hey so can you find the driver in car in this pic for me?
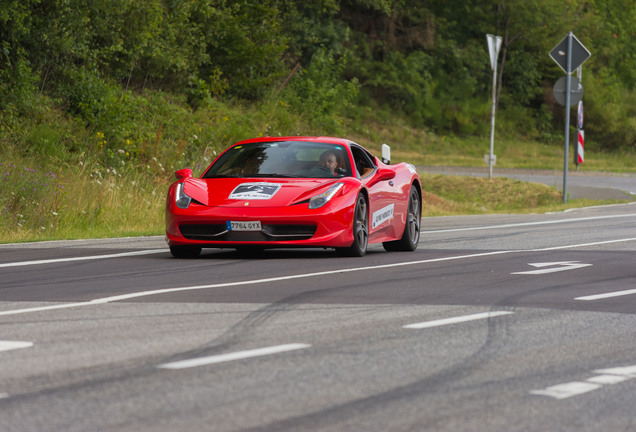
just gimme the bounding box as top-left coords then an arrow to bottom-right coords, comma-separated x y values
307,150 -> 338,177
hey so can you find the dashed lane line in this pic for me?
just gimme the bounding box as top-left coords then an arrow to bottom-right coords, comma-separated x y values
403,311 -> 513,329
157,343 -> 311,370
0,341 -> 34,352
530,364 -> 636,399
575,288 -> 636,301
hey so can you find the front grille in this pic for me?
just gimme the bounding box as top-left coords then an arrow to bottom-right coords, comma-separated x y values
179,224 -> 316,241
179,224 -> 227,240
262,224 -> 317,238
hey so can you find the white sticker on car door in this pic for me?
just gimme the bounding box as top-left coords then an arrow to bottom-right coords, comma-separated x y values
372,204 -> 394,228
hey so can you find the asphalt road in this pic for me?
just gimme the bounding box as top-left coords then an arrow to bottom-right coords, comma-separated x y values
1,202 -> 636,431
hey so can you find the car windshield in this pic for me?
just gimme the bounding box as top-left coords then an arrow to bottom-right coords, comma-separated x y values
202,141 -> 353,179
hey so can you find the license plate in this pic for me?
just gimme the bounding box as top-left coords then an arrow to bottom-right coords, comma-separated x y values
226,221 -> 262,231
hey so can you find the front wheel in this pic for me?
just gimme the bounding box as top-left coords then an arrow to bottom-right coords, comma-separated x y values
383,185 -> 420,252
336,194 -> 369,257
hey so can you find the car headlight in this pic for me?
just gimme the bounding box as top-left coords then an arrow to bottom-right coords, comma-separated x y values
175,183 -> 192,209
308,182 -> 344,209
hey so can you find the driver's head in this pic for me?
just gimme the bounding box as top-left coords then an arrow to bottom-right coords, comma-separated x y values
319,150 -> 337,174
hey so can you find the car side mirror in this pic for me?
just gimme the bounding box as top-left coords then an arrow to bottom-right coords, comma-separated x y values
175,168 -> 193,180
367,167 -> 395,187
376,168 -> 395,182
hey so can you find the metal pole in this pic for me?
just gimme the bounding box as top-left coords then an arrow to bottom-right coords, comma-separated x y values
576,66 -> 582,171
486,34 -> 501,180
489,65 -> 497,179
563,32 -> 573,204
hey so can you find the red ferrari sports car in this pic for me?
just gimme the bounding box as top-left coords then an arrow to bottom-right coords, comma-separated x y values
165,136 -> 421,257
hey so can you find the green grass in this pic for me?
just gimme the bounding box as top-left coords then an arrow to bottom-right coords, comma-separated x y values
418,174 -> 621,217
0,154 -> 165,243
1,93 -> 633,244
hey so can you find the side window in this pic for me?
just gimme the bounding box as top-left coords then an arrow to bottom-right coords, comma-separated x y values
350,146 -> 376,178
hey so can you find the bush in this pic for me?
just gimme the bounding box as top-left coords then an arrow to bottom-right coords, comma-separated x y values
0,59 -> 39,122
583,73 -> 636,151
282,49 -> 359,132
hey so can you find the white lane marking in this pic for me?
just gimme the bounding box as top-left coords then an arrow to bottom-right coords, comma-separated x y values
1,236 -> 635,317
0,235 -> 164,247
530,382 -> 600,399
511,261 -> 592,275
0,302 -> 95,317
421,213 -> 636,234
531,364 -> 636,399
2,210 -> 633,268
0,250 -> 512,318
0,340 -> 34,352
403,311 -> 513,329
0,393 -> 8,399
157,343 -> 311,370
528,237 -> 636,251
0,249 -> 166,268
586,375 -> 631,385
575,288 -> 636,301
594,365 -> 636,377
3,213 -> 633,268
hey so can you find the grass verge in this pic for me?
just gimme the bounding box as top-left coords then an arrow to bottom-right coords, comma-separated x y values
1,94 -> 633,244
1,158 -> 622,244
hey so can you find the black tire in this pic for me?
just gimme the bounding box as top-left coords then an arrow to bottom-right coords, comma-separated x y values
383,185 -> 421,252
169,245 -> 202,258
336,194 -> 369,257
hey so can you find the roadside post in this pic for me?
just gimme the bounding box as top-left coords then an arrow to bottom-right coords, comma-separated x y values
486,34 -> 502,180
549,32 -> 591,203
575,99 -> 584,169
575,65 -> 584,170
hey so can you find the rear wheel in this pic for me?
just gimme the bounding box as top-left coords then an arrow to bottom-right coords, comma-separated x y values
383,185 -> 420,252
169,245 -> 202,258
336,194 -> 369,257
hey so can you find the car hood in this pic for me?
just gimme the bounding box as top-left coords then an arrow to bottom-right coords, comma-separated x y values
182,177 -> 340,207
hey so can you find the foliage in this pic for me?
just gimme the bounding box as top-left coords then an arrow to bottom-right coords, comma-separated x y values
583,72 -> 636,151
281,48 -> 359,132
2,0 -> 635,150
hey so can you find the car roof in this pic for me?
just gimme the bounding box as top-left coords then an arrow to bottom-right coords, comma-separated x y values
233,136 -> 355,147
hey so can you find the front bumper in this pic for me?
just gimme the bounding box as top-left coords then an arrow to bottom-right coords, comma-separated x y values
166,202 -> 355,248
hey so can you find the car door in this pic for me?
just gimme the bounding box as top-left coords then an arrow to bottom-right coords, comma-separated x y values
349,145 -> 401,240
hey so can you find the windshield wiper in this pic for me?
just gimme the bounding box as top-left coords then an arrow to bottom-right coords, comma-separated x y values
202,174 -> 238,178
250,173 -> 304,178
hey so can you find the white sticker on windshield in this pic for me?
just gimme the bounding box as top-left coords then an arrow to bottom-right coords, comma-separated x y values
372,204 -> 394,228
229,183 -> 282,200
